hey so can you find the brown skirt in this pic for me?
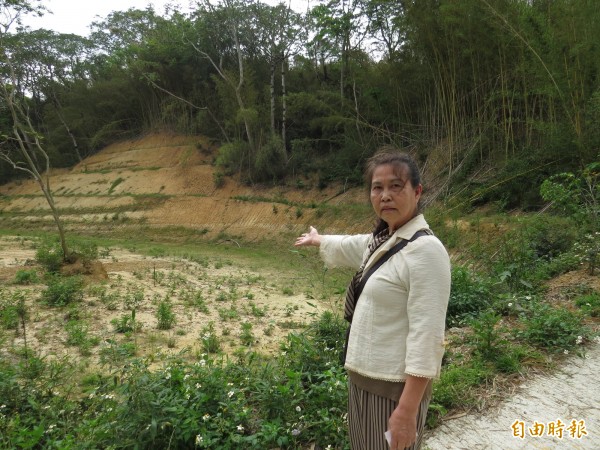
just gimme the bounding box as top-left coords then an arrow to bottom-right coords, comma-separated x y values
347,378 -> 432,450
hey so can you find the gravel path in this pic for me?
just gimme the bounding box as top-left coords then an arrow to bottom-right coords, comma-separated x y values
423,343 -> 600,449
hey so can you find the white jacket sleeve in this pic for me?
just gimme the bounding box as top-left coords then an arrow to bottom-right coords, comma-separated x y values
403,238 -> 451,378
319,234 -> 371,270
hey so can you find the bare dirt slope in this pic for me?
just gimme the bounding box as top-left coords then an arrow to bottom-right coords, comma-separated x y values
0,133 -> 371,239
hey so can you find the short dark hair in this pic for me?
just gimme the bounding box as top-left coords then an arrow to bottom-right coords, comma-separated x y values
364,148 -> 421,190
364,148 -> 423,235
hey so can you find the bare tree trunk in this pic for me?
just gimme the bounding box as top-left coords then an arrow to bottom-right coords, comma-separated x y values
270,61 -> 276,134
8,126 -> 70,260
281,56 -> 287,156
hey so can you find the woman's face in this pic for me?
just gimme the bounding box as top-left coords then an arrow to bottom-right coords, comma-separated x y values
370,164 -> 422,232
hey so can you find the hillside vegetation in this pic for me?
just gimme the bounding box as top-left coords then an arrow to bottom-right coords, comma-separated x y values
1,0 -> 599,212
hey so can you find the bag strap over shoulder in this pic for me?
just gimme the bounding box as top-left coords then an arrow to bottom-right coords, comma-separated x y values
354,229 -> 432,304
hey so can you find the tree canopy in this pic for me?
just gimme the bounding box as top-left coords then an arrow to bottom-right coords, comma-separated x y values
1,0 -> 598,209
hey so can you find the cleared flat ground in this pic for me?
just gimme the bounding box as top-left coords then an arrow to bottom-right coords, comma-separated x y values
423,343 -> 600,449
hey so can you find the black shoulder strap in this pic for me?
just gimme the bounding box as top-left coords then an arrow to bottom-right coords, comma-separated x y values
354,229 -> 431,301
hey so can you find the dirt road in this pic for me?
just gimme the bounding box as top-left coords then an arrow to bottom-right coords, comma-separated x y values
423,343 -> 600,449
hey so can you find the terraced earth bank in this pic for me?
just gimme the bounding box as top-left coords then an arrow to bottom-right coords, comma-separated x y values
0,133 -> 372,241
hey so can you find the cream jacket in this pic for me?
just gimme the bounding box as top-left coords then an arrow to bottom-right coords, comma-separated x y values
319,214 -> 450,381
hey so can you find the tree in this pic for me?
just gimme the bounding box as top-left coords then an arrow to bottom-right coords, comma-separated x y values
359,0 -> 406,61
188,0 -> 256,149
308,0 -> 364,99
3,29 -> 94,162
1,0 -> 70,260
250,1 -> 306,151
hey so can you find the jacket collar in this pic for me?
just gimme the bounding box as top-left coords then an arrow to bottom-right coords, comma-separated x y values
364,214 -> 429,270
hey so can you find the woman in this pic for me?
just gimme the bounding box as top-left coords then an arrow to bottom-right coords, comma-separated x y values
295,151 -> 450,450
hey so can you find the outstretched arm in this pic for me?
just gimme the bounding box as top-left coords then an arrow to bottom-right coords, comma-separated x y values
294,226 -> 322,247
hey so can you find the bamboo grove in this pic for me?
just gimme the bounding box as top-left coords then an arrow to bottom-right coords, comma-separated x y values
1,0 -> 599,209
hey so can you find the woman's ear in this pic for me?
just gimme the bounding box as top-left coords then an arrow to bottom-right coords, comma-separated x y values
415,183 -> 423,200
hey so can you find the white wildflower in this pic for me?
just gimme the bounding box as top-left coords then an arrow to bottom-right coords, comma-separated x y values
576,336 -> 583,345
292,429 -> 301,436
508,302 -> 513,307
195,383 -> 202,389
296,406 -> 301,412
237,424 -> 244,432
227,390 -> 235,398
195,434 -> 203,446
564,350 -> 569,355
202,413 -> 210,422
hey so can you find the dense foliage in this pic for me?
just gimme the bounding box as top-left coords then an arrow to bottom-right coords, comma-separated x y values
1,0 -> 598,209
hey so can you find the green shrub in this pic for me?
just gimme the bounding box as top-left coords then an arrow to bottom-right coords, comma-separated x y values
42,276 -> 84,306
156,300 -> 175,330
99,340 -> 137,365
573,232 -> 600,275
524,216 -> 577,260
111,312 -> 141,333
216,140 -> 250,175
534,251 -> 580,279
431,361 -> 492,413
35,240 -> 63,273
540,162 -> 600,230
254,134 -> 286,182
468,310 -> 504,361
65,320 -> 99,355
307,310 -> 346,351
13,269 -> 39,285
517,304 -> 588,352
240,322 -> 254,346
575,292 -> 600,317
213,172 -> 225,188
491,228 -> 539,291
447,267 -> 492,326
71,240 -> 99,263
200,322 -> 221,353
0,290 -> 24,330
